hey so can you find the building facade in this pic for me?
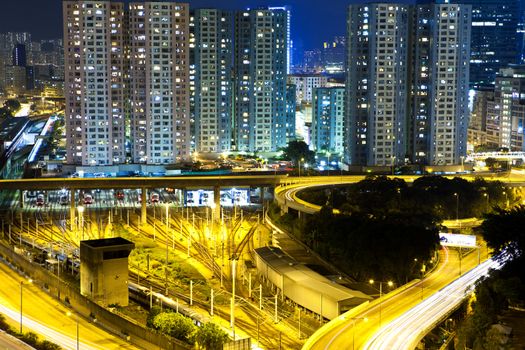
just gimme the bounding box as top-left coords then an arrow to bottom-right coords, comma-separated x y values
486,66 -> 525,151
234,8 -> 288,153
285,83 -> 297,143
450,0 -> 521,87
64,1 -> 191,166
312,87 -> 345,154
410,1 -> 472,165
128,2 -> 191,165
63,1 -> 127,166
345,1 -> 471,166
346,3 -> 409,166
190,9 -> 233,155
287,74 -> 328,104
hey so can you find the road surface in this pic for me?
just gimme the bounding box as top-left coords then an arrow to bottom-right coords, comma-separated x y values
304,244 -> 487,350
0,263 -> 138,350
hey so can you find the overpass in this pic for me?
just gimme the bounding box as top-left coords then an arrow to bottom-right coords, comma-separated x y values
0,174 -> 285,227
275,173 -> 525,215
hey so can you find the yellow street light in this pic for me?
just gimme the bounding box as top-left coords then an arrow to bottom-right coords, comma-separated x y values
369,279 -> 394,327
66,311 -> 79,350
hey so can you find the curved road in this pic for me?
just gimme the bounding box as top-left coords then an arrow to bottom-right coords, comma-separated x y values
0,263 -> 138,350
273,177 -> 498,350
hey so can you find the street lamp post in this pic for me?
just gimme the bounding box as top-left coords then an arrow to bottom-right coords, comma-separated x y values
453,193 -> 459,222
66,311 -> 79,350
369,279 -> 393,327
77,206 -> 84,241
298,157 -> 304,177
503,191 -> 509,208
326,152 -> 331,176
20,279 -> 32,333
351,317 -> 368,350
483,193 -> 490,212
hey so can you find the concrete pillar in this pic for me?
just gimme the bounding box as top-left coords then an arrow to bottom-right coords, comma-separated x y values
259,187 -> 265,204
141,188 -> 147,225
70,190 -> 76,226
213,186 -> 221,221
18,190 -> 24,209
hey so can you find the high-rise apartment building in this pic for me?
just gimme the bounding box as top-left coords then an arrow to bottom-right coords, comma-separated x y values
63,1 -> 127,166
190,9 -> 233,155
64,1 -> 190,166
234,8 -> 288,152
346,3 -> 409,166
128,2 -> 191,165
345,1 -> 471,166
410,1 -> 472,165
312,87 -> 345,154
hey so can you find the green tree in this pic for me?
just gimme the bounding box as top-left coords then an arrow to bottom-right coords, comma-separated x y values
195,322 -> 229,350
153,312 -> 196,343
281,140 -> 315,166
4,99 -> 21,114
40,340 -> 62,350
146,305 -> 162,328
481,205 -> 525,266
484,157 -> 499,171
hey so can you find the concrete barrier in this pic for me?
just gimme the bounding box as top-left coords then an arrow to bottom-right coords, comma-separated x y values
0,241 -> 189,350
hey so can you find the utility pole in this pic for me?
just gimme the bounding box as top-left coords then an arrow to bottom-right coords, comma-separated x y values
190,280 -> 193,306
210,289 -> 214,316
274,294 -> 278,323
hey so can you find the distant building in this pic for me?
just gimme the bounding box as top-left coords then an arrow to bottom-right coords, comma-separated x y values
4,65 -> 26,94
450,0 -> 521,87
12,44 -> 27,67
303,49 -> 322,72
287,75 -> 328,104
286,84 -> 297,143
486,66 -> 525,151
468,88 -> 494,149
322,36 -> 346,73
312,87 -> 345,155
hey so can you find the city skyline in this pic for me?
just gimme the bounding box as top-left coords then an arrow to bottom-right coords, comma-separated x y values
0,0 -> 373,52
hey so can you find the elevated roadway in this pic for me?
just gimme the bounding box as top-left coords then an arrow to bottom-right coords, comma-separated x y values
303,244 -> 489,350
276,172 -> 525,215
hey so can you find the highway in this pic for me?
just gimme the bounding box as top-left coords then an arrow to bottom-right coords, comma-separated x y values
0,263 -> 137,350
303,245 -> 488,350
363,254 -> 505,350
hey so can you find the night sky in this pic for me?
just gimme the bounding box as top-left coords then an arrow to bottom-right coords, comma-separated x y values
0,0 -> 356,51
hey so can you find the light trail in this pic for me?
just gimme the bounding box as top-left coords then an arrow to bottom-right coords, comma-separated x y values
0,301 -> 102,350
363,254 -> 506,350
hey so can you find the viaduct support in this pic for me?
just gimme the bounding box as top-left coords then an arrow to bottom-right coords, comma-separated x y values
141,187 -> 147,225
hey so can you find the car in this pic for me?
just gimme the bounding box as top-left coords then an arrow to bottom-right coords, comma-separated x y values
115,191 -> 125,200
59,195 -> 69,205
83,194 -> 94,205
150,193 -> 160,203
36,194 -> 45,206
